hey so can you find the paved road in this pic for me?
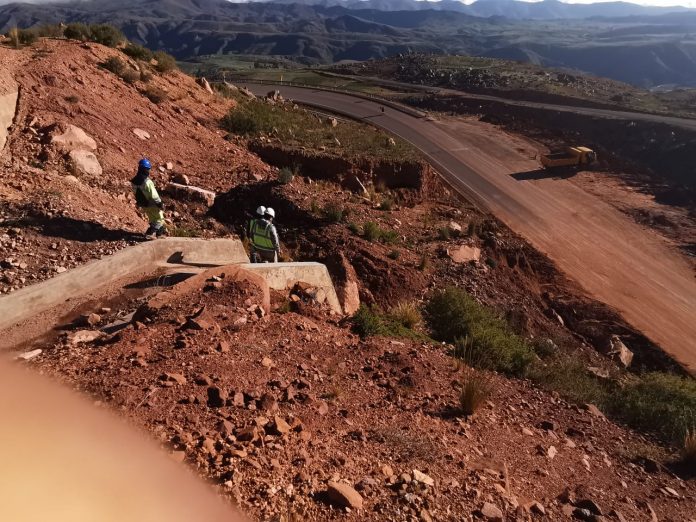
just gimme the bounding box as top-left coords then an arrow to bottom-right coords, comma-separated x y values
243,83 -> 696,373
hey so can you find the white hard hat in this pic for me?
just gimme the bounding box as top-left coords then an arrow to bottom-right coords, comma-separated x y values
256,206 -> 266,216
265,207 -> 276,218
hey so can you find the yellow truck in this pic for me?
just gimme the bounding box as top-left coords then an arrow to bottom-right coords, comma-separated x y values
541,146 -> 597,168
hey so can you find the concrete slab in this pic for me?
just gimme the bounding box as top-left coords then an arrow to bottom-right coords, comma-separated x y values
0,238 -> 249,332
242,262 -> 342,313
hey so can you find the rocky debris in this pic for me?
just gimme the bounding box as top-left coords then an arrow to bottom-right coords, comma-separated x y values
266,90 -> 284,103
79,313 -> 101,327
326,481 -> 363,509
67,330 -> 103,345
412,469 -> 434,487
15,349 -> 42,361
165,182 -> 216,207
132,128 -> 150,140
478,502 -> 504,521
69,149 -> 103,176
197,77 -> 214,94
161,372 -> 187,386
448,244 -> 481,263
240,87 -> 255,99
49,123 -> 97,152
607,334 -> 633,367
172,173 -> 190,185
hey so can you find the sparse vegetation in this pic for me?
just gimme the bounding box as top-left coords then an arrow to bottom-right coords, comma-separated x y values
459,368 -> 493,416
88,24 -> 125,47
144,86 -> 168,104
102,56 -> 126,74
153,51 -> 177,73
63,23 -> 92,42
278,167 -> 295,184
388,301 -> 422,329
347,222 -> 360,235
379,197 -> 394,211
426,287 -> 534,376
351,305 -> 423,340
437,227 -> 451,240
362,221 -> 398,244
322,203 -> 344,223
169,226 -> 200,238
64,95 -> 80,104
6,27 -> 38,47
418,254 -> 429,271
123,43 -> 154,62
387,249 -> 400,260
684,429 -> 696,465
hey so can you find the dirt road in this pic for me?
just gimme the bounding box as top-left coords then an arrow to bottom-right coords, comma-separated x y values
244,84 -> 696,373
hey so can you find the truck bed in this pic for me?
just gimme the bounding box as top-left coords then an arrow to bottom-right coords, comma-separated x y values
541,151 -> 578,167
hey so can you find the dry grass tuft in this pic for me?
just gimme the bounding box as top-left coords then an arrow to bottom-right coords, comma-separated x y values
459,368 -> 494,416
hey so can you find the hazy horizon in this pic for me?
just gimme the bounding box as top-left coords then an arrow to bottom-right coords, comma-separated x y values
0,0 -> 693,8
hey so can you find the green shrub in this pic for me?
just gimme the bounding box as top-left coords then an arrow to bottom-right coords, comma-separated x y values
278,167 -> 294,184
380,229 -> 399,245
34,24 -> 64,38
387,249 -> 401,260
425,287 -> 534,376
611,373 -> 696,444
122,43 -> 153,61
363,221 -> 380,242
351,305 -> 423,340
389,301 -> 422,329
438,227 -> 451,240
527,356 -> 610,406
531,338 -> 558,359
153,51 -> 177,73
16,28 -> 37,45
89,24 -> 124,47
348,222 -> 360,235
323,203 -> 344,223
144,86 -> 168,104
63,23 -> 91,42
379,197 -> 393,211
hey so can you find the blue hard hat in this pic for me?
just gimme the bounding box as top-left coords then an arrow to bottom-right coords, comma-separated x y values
139,158 -> 152,170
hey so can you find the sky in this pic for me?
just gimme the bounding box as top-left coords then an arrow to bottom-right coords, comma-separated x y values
0,0 -> 692,8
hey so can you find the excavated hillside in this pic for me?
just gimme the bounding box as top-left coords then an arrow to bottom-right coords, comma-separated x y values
1,38 -> 694,521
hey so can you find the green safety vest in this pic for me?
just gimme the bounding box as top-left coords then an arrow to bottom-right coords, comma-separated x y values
250,219 -> 275,251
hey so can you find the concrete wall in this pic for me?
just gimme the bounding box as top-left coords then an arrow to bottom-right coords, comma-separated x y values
0,238 -> 249,331
242,262 -> 342,313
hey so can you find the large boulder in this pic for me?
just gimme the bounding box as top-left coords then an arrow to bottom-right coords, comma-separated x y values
607,335 -> 633,367
165,182 -> 216,207
69,150 -> 102,176
197,77 -> 214,94
327,253 -> 360,315
50,124 -> 97,152
447,244 -> 481,264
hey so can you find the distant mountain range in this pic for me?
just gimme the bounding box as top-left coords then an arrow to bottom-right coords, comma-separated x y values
260,0 -> 693,20
2,0 -> 696,87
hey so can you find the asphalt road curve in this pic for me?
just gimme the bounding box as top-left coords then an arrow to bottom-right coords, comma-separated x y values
242,83 -> 696,373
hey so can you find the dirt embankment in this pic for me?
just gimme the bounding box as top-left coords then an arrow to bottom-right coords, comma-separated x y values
407,95 -> 696,209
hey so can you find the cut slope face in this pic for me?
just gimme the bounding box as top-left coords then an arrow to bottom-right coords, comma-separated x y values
0,69 -> 17,151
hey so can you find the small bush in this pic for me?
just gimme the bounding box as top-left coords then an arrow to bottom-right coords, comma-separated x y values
120,68 -> 140,85
144,86 -> 168,104
426,287 -> 534,376
380,229 -> 399,245
35,24 -> 64,38
611,373 -> 696,444
348,222 -> 360,235
389,301 -> 422,329
527,356 -> 610,406
437,227 -> 451,241
278,167 -> 294,184
323,203 -> 344,223
89,24 -> 124,47
222,108 -> 262,135
63,23 -> 91,42
64,95 -> 80,104
101,56 -> 125,75
153,51 -> 177,73
418,254 -> 429,271
170,226 -> 200,238
139,68 -> 153,83
16,28 -> 37,45
459,369 -> 493,416
531,338 -> 558,359
387,249 -> 400,260
684,429 -> 696,464
363,221 -> 380,242
122,43 -> 153,62
351,305 -> 422,340
379,197 -> 393,211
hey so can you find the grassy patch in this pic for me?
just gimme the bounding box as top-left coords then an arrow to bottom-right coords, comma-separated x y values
351,305 -> 423,340
222,98 -> 416,161
153,51 -> 177,73
122,43 -> 154,62
322,202 -> 345,223
459,368 -> 494,416
144,86 -> 168,104
169,226 -> 200,238
362,221 -> 399,244
425,287 -> 534,376
388,301 -> 422,329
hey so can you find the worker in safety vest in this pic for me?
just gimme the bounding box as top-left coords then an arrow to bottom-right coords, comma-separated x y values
250,207 -> 280,263
131,158 -> 165,239
248,205 -> 266,241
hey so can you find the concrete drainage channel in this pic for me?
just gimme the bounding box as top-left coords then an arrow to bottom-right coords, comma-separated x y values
0,238 -> 341,352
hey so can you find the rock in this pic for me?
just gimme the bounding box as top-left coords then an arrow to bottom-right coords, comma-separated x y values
607,335 -> 633,368
317,401 -> 329,415
55,266 -> 67,274
539,420 -> 556,431
50,124 -> 97,152
412,469 -> 434,487
162,372 -> 187,385
448,245 -> 481,264
261,356 -> 274,368
239,87 -> 255,99
197,76 -> 214,94
169,451 -> 186,463
133,128 -> 151,140
583,404 -> 606,419
80,313 -> 101,327
328,253 -> 360,315
386,137 -> 396,147
547,446 -> 558,459
448,221 -> 463,234
326,481 -> 363,509
165,183 -> 215,207
259,393 -> 278,412
380,464 -> 394,477
530,502 -> 546,515
328,117 -> 338,128
15,349 -> 42,361
69,150 -> 102,176
223,81 -> 239,92
67,330 -> 103,345
233,391 -> 245,407
207,386 -> 227,408
576,499 -> 603,516
194,374 -> 212,386
271,415 -> 291,435
172,173 -> 190,185
478,502 -> 504,521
